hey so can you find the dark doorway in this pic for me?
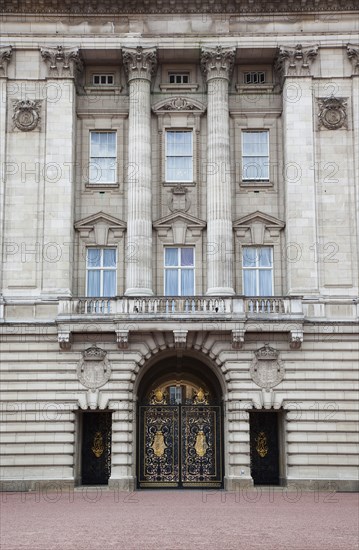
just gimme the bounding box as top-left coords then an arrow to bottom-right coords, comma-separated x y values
81,411 -> 112,485
250,411 -> 280,485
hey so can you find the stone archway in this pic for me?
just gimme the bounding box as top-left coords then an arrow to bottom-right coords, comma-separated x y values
136,353 -> 224,489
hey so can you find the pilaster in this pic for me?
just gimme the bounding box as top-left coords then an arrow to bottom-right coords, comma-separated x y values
122,46 -> 157,296
201,46 -> 235,296
276,44 -> 319,294
40,46 -> 82,296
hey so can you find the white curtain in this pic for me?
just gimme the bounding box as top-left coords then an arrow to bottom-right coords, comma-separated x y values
242,131 -> 269,180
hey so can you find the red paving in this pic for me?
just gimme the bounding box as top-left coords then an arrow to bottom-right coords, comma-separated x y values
1,488 -> 358,550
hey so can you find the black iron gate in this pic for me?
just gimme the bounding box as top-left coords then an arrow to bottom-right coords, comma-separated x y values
250,411 -> 280,485
81,412 -> 112,485
138,404 -> 222,488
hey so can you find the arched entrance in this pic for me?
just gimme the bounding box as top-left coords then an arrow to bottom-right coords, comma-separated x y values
137,355 -> 223,489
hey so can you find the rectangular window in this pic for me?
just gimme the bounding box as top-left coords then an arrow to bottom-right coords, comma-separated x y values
242,131 -> 269,181
169,386 -> 183,404
93,74 -> 114,85
86,248 -> 117,297
244,71 -> 266,84
242,247 -> 273,296
89,131 -> 117,184
164,247 -> 194,296
169,73 -> 189,84
165,131 -> 193,182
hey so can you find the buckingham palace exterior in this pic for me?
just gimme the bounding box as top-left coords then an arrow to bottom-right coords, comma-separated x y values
0,0 -> 358,492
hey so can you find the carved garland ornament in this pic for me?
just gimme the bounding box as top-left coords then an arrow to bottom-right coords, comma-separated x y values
317,96 -> 348,130
250,344 -> 284,390
12,99 -> 41,132
77,345 -> 111,390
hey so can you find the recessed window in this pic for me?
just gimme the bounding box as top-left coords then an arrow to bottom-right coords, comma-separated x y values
92,74 -> 114,85
168,72 -> 189,84
242,247 -> 273,296
242,131 -> 269,181
165,131 -> 193,182
86,248 -> 117,297
244,71 -> 266,84
169,386 -> 183,404
164,247 -> 195,296
89,131 -> 117,184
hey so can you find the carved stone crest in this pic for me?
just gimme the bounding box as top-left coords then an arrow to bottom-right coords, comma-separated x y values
250,344 -> 284,390
12,99 -> 41,132
317,96 -> 348,130
77,345 -> 111,390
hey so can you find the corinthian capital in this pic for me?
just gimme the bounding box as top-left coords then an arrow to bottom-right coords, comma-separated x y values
122,46 -> 157,82
40,45 -> 83,78
275,44 -> 318,80
0,46 -> 13,77
201,45 -> 235,81
347,44 -> 359,75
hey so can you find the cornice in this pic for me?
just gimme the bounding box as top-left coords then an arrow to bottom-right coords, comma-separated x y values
0,0 -> 358,14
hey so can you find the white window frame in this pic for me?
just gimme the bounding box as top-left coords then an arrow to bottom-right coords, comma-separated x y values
89,131 -> 117,185
92,74 -> 114,85
164,246 -> 195,296
165,130 -> 193,183
168,72 -> 190,84
243,71 -> 266,84
241,130 -> 269,182
86,247 -> 117,297
242,246 -> 273,297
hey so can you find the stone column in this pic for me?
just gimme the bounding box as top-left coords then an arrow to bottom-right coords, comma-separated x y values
276,44 -> 319,294
40,46 -> 82,296
122,46 -> 157,296
201,46 -> 235,296
0,47 -> 12,307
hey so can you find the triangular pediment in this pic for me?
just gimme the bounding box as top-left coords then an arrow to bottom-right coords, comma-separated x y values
75,211 -> 126,245
75,211 -> 126,230
154,212 -> 206,229
152,96 -> 206,114
233,211 -> 285,229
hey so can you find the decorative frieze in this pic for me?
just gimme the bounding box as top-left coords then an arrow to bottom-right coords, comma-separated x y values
12,99 -> 41,132
275,44 -> 318,81
152,96 -> 206,114
0,46 -> 12,77
77,345 -> 111,390
201,45 -> 235,82
250,344 -> 285,390
40,45 -> 83,78
346,44 -> 359,75
122,46 -> 157,82
317,96 -> 348,130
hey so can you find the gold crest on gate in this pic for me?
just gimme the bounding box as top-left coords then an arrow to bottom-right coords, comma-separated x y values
151,430 -> 167,457
195,430 -> 208,457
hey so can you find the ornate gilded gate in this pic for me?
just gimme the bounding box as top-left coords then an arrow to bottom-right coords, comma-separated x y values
138,388 -> 223,488
81,412 -> 112,485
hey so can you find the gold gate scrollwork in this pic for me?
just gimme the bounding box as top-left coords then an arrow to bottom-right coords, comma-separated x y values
256,431 -> 268,458
92,431 -> 104,458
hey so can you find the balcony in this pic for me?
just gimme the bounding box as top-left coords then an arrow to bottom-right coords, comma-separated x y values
57,296 -> 303,319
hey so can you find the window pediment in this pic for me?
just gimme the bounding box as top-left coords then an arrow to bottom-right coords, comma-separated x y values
233,211 -> 285,244
152,96 -> 206,115
154,212 -> 206,244
75,211 -> 126,245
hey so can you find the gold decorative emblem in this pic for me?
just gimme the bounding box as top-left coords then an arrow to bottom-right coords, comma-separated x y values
151,430 -> 167,457
92,431 -> 104,458
194,430 -> 208,457
256,431 -> 268,458
149,388 -> 167,404
193,387 -> 208,404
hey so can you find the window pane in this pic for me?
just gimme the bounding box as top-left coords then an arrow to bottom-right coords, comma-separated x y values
243,132 -> 268,156
243,157 -> 268,180
258,247 -> 272,267
103,249 -> 116,268
90,158 -> 116,183
242,247 -> 257,267
167,132 -> 192,156
103,270 -> 116,296
243,270 -> 257,296
167,156 -> 192,181
165,248 -> 178,267
87,248 -> 101,267
181,269 -> 194,295
165,269 -> 178,295
181,248 -> 194,267
259,270 -> 273,296
87,270 -> 100,296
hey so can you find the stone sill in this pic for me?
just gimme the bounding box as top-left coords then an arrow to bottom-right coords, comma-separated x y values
159,83 -> 199,92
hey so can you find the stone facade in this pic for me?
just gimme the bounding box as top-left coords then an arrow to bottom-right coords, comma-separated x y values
0,3 -> 358,492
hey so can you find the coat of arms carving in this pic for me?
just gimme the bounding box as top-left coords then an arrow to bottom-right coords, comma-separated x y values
250,344 -> 284,390
13,99 -> 41,131
77,345 -> 111,390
